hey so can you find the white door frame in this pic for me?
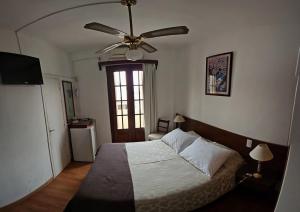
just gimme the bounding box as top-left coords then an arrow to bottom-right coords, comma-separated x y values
40,84 -> 55,178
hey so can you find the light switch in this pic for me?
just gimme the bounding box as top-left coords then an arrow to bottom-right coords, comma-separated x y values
246,139 -> 252,148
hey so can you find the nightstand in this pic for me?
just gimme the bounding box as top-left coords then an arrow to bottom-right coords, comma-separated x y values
231,165 -> 281,211
236,165 -> 280,199
197,165 -> 283,212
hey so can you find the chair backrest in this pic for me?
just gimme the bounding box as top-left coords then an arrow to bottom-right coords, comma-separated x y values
156,118 -> 170,133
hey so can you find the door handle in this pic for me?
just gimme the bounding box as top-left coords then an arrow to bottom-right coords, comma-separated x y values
49,129 -> 55,133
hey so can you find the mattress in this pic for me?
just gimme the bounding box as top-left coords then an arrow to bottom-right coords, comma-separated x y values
126,140 -> 244,212
65,140 -> 243,212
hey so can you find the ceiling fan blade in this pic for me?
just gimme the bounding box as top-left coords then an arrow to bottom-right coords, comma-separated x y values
140,26 -> 189,38
84,22 -> 127,37
95,42 -> 128,55
139,41 -> 157,53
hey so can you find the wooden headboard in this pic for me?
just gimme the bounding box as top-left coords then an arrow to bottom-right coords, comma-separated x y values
180,115 -> 289,177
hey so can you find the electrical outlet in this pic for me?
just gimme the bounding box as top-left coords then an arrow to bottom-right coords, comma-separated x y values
246,139 -> 252,148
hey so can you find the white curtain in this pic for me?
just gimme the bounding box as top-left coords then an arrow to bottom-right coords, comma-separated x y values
143,63 -> 157,139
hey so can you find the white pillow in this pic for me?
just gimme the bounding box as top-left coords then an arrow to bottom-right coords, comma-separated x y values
179,137 -> 233,177
161,128 -> 198,153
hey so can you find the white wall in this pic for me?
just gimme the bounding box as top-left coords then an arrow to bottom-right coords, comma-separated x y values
18,32 -> 73,78
148,45 -> 189,124
0,27 -> 73,207
275,50 -> 300,211
177,24 -> 300,145
72,56 -> 112,145
72,45 -> 187,144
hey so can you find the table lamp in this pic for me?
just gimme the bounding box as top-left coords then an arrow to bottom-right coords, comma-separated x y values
249,144 -> 273,178
174,115 -> 185,128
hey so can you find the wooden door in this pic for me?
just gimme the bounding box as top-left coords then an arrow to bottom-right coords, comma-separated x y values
106,64 -> 145,143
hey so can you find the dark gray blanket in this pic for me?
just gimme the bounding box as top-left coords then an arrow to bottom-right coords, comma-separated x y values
64,143 -> 135,212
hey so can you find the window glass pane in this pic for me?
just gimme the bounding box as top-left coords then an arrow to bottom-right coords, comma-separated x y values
141,114 -> 145,128
123,116 -> 128,129
120,71 -> 126,85
139,71 -> 143,85
121,86 -> 127,100
133,71 -> 139,85
122,101 -> 128,115
135,115 -> 141,128
140,100 -> 144,114
117,116 -> 123,129
115,87 -> 121,100
114,72 -> 120,86
134,100 -> 140,114
134,86 -> 139,100
116,101 -> 122,115
139,86 -> 143,99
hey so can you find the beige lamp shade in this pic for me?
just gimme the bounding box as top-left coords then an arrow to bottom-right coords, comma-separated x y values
174,115 -> 185,123
249,144 -> 273,162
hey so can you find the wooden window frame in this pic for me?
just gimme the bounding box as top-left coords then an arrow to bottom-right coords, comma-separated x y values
106,64 -> 145,142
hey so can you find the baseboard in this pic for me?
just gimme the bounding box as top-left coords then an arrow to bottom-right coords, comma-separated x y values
0,177 -> 54,210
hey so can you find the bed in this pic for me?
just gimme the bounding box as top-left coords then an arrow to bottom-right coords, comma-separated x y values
65,138 -> 243,212
65,115 -> 288,212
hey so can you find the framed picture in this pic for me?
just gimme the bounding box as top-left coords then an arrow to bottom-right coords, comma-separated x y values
62,81 -> 76,122
205,52 -> 233,96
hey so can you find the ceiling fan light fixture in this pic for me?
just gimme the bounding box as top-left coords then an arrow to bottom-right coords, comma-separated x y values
125,48 -> 143,61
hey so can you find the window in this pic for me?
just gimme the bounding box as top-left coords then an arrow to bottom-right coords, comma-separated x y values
106,64 -> 145,142
133,70 -> 144,128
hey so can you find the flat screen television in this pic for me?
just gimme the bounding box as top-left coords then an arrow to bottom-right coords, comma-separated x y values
0,52 -> 43,85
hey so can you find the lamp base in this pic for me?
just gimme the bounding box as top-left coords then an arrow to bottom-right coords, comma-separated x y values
253,172 -> 262,179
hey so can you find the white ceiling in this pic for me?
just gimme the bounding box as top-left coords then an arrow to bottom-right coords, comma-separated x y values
0,0 -> 299,53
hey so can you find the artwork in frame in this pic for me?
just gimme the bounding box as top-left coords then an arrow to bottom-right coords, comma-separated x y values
205,52 -> 233,96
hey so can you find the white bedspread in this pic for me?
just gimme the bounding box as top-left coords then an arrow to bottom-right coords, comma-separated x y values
126,140 -> 244,212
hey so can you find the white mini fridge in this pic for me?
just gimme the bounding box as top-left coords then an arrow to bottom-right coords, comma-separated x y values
69,120 -> 97,162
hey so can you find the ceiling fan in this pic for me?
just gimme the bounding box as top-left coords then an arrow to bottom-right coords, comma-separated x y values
84,0 -> 189,60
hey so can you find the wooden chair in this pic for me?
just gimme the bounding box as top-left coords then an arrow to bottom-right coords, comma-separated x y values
148,119 -> 170,140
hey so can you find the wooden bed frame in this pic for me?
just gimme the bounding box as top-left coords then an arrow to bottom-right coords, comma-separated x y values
180,115 -> 289,178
